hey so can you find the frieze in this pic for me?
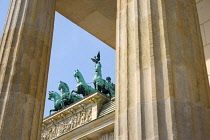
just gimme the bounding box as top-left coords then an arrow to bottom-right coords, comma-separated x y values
42,92 -> 110,140
41,108 -> 92,140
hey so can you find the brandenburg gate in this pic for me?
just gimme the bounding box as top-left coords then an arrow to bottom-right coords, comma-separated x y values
0,0 -> 210,139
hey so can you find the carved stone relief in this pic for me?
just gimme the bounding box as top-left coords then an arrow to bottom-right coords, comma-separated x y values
41,108 -> 92,140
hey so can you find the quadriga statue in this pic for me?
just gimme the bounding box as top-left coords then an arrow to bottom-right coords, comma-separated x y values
71,69 -> 96,96
48,81 -> 82,115
58,81 -> 82,106
91,52 -> 115,97
48,91 -> 64,115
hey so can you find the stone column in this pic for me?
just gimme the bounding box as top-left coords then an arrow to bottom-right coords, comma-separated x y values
0,0 -> 55,139
115,0 -> 210,140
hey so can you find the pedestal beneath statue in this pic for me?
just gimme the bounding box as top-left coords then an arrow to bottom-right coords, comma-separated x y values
41,92 -> 115,140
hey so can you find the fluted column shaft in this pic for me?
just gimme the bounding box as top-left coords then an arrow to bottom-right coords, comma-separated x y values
0,0 -> 55,139
115,0 -> 210,140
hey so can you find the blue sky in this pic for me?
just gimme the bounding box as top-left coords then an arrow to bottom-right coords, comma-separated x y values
0,1 -> 116,118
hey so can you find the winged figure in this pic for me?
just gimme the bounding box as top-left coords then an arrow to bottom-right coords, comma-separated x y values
91,52 -> 100,63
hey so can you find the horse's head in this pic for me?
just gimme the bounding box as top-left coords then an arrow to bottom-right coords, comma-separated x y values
58,81 -> 63,90
73,69 -> 85,83
48,91 -> 60,100
73,69 -> 81,78
58,81 -> 70,94
48,91 -> 55,100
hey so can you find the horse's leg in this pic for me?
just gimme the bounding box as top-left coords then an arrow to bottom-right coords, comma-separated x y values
93,82 -> 96,89
71,90 -> 78,94
61,98 -> 66,107
96,83 -> 99,91
85,86 -> 91,96
60,100 -> 65,109
49,109 -> 57,115
72,89 -> 83,98
68,93 -> 72,104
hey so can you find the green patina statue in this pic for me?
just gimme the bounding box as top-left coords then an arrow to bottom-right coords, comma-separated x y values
91,52 -> 115,97
48,81 -> 82,115
71,69 -> 96,96
48,51 -> 115,115
105,77 -> 115,96
58,81 -> 82,106
48,91 -> 64,115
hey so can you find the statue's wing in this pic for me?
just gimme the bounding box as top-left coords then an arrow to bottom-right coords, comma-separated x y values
91,58 -> 96,63
97,52 -> 100,61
